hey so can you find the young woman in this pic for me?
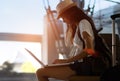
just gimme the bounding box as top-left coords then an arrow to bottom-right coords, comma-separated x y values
36,0 -> 111,81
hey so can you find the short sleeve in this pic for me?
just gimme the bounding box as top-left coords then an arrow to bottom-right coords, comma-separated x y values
78,19 -> 94,41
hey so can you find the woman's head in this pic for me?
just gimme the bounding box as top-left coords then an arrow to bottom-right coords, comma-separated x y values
56,0 -> 97,45
56,0 -> 76,19
56,0 -> 86,24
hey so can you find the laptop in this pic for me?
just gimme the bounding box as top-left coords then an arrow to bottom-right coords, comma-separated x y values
25,48 -> 71,68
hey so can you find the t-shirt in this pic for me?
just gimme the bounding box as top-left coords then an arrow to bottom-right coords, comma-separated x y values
72,19 -> 94,56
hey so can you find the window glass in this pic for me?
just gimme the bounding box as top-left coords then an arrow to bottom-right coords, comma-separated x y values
0,41 -> 41,73
0,0 -> 45,34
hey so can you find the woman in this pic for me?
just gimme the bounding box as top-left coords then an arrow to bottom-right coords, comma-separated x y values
36,0 -> 111,81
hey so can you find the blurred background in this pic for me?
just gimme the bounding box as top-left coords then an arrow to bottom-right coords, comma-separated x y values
0,0 -> 120,81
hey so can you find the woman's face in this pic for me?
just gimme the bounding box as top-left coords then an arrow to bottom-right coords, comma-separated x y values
61,13 -> 73,24
61,9 -> 77,24
62,17 -> 71,24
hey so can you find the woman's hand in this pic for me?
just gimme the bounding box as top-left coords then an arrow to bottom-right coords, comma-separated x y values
52,59 -> 68,64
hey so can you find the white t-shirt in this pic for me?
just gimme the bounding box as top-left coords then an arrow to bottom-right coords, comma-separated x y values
71,19 -> 94,56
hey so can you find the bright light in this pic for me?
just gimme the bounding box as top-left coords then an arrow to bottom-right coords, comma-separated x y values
0,41 -> 41,73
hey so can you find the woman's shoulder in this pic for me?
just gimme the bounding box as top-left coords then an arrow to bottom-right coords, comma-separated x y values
78,19 -> 91,28
80,19 -> 90,24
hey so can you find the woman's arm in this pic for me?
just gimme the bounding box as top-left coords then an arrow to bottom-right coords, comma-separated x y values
82,31 -> 94,49
53,31 -> 94,64
53,50 -> 88,64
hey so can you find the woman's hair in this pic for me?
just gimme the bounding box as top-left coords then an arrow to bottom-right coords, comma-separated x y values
63,6 -> 97,46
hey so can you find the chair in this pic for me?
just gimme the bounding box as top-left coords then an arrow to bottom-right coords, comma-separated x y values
100,33 -> 120,64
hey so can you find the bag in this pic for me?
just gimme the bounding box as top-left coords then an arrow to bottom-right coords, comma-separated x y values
94,34 -> 112,67
77,27 -> 112,75
93,34 -> 112,75
83,56 -> 108,75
